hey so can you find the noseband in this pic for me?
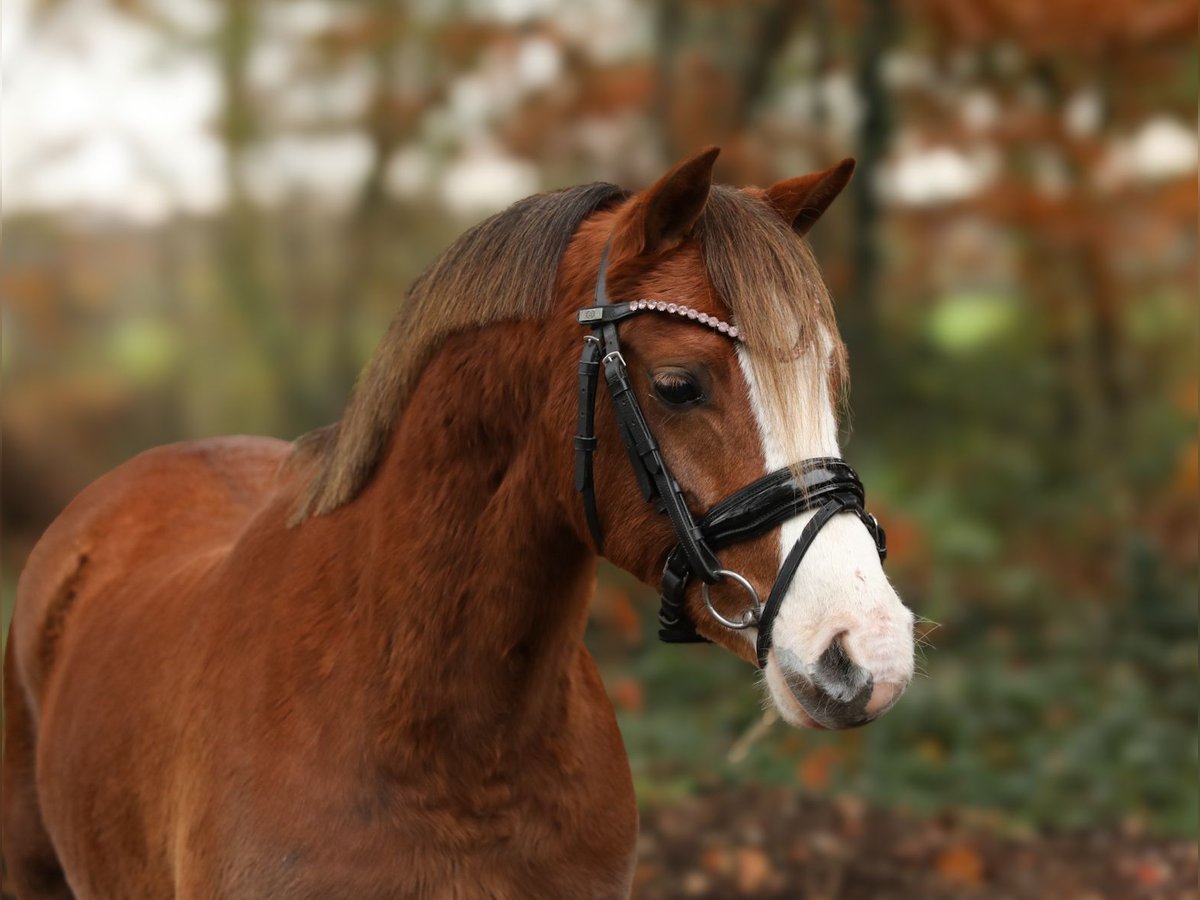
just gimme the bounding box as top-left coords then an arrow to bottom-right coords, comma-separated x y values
574,241 -> 887,668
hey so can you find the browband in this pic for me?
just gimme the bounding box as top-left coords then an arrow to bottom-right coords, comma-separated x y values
574,238 -> 886,668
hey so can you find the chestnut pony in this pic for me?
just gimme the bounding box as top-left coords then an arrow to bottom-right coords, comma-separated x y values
3,148 -> 915,899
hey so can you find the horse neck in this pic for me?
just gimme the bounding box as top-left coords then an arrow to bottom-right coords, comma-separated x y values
325,317 -> 592,752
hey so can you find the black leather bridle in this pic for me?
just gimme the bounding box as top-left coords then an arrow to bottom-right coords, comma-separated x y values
574,240 -> 887,668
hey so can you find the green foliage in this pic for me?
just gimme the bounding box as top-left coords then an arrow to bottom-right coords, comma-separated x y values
926,293 -> 1020,354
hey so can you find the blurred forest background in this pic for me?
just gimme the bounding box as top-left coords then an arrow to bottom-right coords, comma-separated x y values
2,0 -> 1197,896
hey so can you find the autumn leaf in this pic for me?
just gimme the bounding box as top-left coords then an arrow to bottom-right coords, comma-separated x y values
701,846 -> 733,876
608,589 -> 643,645
935,842 -> 987,886
1172,440 -> 1198,495
609,677 -> 644,712
734,847 -> 772,894
1131,859 -> 1169,888
796,745 -> 841,791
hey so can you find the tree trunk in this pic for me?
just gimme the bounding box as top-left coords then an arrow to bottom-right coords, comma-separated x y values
850,0 -> 895,335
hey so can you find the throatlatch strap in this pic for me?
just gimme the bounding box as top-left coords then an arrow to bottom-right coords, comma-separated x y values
754,494 -> 854,668
573,239 -> 616,551
574,336 -> 603,550
657,552 -> 709,643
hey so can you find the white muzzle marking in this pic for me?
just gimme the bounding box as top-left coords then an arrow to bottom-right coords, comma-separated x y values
737,334 -> 915,725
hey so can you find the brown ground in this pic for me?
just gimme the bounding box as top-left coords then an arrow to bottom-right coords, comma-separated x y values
3,789 -> 1194,898
634,787 -> 1198,900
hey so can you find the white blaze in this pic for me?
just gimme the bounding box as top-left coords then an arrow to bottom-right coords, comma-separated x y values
736,333 -> 914,716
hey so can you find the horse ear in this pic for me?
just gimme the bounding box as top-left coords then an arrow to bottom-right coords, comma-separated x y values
765,158 -> 856,237
620,146 -> 720,256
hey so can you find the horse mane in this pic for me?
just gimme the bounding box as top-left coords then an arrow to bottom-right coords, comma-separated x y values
288,180 -> 843,524
286,182 -> 629,523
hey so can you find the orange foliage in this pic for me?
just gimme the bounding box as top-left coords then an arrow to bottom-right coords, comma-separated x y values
911,0 -> 1197,53
609,677 -> 644,713
734,846 -> 773,893
701,845 -> 734,876
796,745 -> 842,791
935,842 -> 987,886
1173,441 -> 1198,496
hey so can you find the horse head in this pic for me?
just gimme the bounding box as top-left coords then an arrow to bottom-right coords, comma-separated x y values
563,148 -> 915,729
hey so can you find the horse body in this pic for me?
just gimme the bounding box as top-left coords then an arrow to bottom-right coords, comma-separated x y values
7,317 -> 637,899
5,149 -> 916,898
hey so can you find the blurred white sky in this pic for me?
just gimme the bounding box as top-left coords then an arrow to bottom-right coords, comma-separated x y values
3,0 -> 225,221
2,0 -> 1195,225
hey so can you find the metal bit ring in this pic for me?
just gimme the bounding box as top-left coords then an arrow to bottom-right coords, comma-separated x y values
701,569 -> 762,630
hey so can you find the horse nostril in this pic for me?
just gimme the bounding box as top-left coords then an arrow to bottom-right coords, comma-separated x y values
811,636 -> 872,704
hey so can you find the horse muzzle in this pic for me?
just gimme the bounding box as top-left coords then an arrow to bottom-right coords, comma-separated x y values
768,638 -> 909,730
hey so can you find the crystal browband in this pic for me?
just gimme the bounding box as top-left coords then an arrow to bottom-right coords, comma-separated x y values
577,299 -> 741,341
629,299 -> 741,340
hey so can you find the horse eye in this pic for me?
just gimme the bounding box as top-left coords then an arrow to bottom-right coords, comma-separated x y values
652,371 -> 704,408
